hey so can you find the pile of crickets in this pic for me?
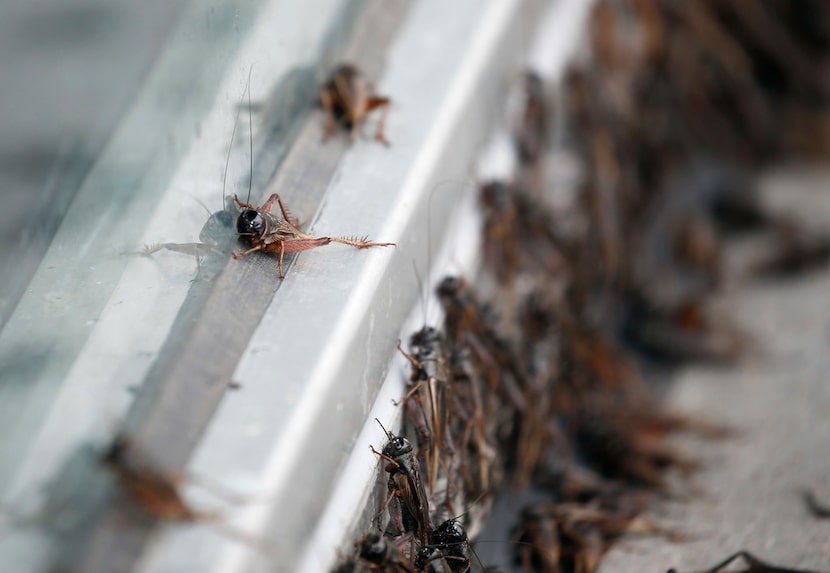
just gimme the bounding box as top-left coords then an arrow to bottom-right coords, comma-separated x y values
337,1 -> 830,572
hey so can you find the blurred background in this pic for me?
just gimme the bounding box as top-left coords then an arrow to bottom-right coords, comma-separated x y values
1,1 -> 829,572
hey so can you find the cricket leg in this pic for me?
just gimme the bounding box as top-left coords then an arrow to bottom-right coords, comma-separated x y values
147,243 -> 221,258
265,236 -> 334,278
369,446 -> 400,470
347,104 -> 369,143
258,194 -> 299,231
385,494 -> 407,538
233,244 -> 263,259
259,193 -> 280,214
402,394 -> 432,451
373,489 -> 396,523
279,237 -> 334,254
396,341 -> 423,371
392,378 -> 426,407
233,194 -> 254,210
275,195 -> 302,229
349,119 -> 362,143
277,241 -> 285,279
319,87 -> 337,142
367,96 -> 391,146
328,236 -> 395,249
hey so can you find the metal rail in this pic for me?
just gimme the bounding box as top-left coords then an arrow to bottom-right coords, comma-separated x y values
0,0 -> 564,571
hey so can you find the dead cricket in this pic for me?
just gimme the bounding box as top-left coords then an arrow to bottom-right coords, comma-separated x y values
320,63 -> 392,146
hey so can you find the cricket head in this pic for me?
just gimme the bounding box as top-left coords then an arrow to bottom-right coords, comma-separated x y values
102,434 -> 130,466
382,435 -> 412,459
410,326 -> 442,351
236,209 -> 265,239
358,533 -> 389,563
437,276 -> 462,299
415,546 -> 443,570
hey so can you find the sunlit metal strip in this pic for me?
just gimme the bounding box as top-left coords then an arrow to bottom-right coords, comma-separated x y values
296,0 -> 598,571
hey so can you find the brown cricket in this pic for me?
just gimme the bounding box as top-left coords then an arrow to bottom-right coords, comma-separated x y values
232,193 -> 394,279
319,63 -> 392,146
370,421 -> 433,547
396,327 -> 453,501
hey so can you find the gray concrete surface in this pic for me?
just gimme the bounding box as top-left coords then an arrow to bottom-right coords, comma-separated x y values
601,166 -> 830,572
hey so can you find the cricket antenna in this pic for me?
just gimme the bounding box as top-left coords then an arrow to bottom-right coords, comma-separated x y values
420,180 -> 442,327
425,183 -> 434,325
421,179 -> 472,323
412,259 -> 428,328
246,65 -> 254,205
374,418 -> 393,439
245,64 -> 254,203
221,95 -> 242,211
222,64 -> 255,210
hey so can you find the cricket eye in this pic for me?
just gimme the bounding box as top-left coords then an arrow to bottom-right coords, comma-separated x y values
395,436 -> 410,452
237,210 -> 264,236
387,436 -> 411,457
438,276 -> 461,297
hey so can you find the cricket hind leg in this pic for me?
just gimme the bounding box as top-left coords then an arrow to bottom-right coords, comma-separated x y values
240,193 -> 305,232
319,87 -> 338,142
367,96 -> 391,146
258,194 -> 301,227
275,195 -> 303,229
277,241 -> 286,279
233,194 -> 254,210
328,236 -> 395,249
233,244 -> 263,259
270,236 -> 332,279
